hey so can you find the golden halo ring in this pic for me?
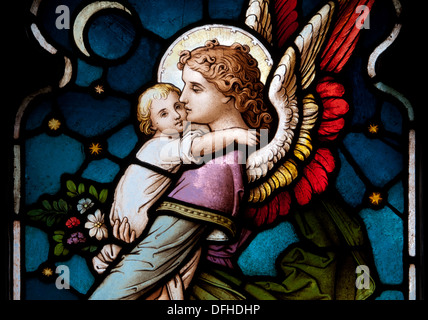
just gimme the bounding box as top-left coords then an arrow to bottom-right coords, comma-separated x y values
157,24 -> 273,89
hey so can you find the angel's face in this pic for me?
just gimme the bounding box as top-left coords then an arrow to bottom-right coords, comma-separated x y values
179,65 -> 231,126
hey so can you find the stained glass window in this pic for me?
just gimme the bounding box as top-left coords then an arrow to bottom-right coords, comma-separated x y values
9,0 -> 424,303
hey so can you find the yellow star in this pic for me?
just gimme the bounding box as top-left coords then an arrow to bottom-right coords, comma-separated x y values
42,267 -> 53,277
369,192 -> 383,205
94,84 -> 104,94
48,118 -> 61,130
368,124 -> 379,134
89,142 -> 102,155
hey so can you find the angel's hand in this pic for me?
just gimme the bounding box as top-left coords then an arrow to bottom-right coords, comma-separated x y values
113,217 -> 136,243
233,128 -> 259,146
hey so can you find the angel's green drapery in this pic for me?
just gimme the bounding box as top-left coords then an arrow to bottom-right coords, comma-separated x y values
189,196 -> 376,300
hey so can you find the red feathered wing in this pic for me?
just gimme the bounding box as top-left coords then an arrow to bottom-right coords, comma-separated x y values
275,0 -> 299,49
245,0 -> 373,227
320,0 -> 375,73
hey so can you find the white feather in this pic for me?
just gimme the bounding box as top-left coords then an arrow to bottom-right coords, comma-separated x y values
246,2 -> 335,183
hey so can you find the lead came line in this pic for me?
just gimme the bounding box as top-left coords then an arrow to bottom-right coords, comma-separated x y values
408,129 -> 416,257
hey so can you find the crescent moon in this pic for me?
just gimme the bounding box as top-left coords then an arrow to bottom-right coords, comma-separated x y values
73,1 -> 132,57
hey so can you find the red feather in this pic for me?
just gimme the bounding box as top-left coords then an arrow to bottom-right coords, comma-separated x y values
316,77 -> 345,98
257,205 -> 270,225
318,118 -> 345,139
293,147 -> 336,206
277,190 -> 291,216
321,98 -> 349,120
294,176 -> 312,206
315,76 -> 349,140
275,0 -> 299,48
320,0 -> 375,73
314,148 -> 335,173
244,190 -> 292,227
266,194 -> 280,224
303,160 -> 328,194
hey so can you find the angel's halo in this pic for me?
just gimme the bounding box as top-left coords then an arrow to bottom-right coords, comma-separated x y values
157,24 -> 273,89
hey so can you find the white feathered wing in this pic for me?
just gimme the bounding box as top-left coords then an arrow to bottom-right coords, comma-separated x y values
246,2 -> 335,187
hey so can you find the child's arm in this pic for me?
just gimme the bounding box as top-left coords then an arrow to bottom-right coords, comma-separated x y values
191,128 -> 258,157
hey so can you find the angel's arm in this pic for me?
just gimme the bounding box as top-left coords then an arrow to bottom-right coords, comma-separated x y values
191,128 -> 258,157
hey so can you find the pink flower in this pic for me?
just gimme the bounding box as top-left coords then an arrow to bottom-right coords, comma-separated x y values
66,232 -> 86,245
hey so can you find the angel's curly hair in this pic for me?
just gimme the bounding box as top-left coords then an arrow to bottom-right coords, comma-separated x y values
177,39 -> 272,130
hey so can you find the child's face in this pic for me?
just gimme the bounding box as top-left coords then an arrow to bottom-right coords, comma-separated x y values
150,91 -> 187,135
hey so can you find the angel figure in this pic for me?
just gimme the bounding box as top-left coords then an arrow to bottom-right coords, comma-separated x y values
88,0 -> 376,300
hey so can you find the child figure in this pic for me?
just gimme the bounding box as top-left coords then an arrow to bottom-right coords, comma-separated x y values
93,83 -> 257,298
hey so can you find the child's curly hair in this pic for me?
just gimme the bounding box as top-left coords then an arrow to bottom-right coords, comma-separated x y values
177,39 -> 272,130
137,83 -> 181,135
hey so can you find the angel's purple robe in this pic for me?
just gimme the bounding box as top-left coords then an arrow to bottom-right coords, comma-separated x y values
88,149 -> 251,300
168,149 -> 252,268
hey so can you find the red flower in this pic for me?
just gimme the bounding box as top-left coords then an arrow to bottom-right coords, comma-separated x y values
66,217 -> 80,228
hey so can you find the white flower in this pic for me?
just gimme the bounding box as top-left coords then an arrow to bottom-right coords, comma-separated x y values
85,209 -> 108,240
77,198 -> 94,214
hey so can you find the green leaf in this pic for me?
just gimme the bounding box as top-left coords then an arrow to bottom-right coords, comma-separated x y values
89,245 -> 98,252
54,243 -> 64,256
42,200 -> 52,210
27,209 -> 44,216
66,180 -> 77,193
58,199 -> 68,212
53,201 -> 59,211
46,215 -> 56,227
29,215 -> 44,221
62,248 -> 69,256
78,183 -> 85,194
55,216 -> 63,224
99,189 -> 108,203
54,230 -> 65,235
67,191 -> 77,198
89,185 -> 98,199
53,234 -> 64,242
